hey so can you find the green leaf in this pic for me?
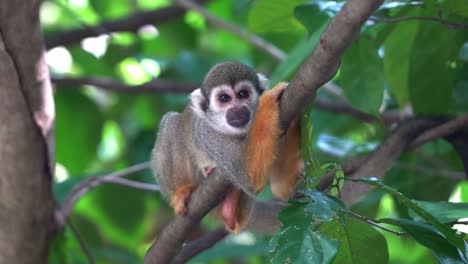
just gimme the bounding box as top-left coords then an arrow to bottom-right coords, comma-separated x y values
248,0 -> 307,33
386,219 -> 467,264
408,23 -> 458,114
440,0 -> 468,18
409,201 -> 468,224
90,0 -> 132,19
193,239 -> 269,262
352,177 -> 467,255
269,21 -> 329,86
55,90 -> 103,174
294,3 -> 331,35
459,43 -> 468,61
269,191 -> 345,263
321,216 -> 389,264
383,17 -> 419,107
69,47 -> 115,77
341,37 -> 385,114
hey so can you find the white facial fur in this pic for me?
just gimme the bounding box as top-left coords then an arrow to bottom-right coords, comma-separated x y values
190,80 -> 260,136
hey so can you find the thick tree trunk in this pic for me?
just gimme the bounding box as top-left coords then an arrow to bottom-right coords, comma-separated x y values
0,0 -> 55,263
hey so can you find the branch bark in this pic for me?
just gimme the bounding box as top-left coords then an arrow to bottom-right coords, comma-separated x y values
0,0 -> 55,262
45,0 -> 209,49
144,0 -> 385,262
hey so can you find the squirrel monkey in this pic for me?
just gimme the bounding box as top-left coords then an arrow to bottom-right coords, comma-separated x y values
151,62 -> 303,232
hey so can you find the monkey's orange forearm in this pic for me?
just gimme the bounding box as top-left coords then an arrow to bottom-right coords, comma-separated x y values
246,82 -> 286,192
270,117 -> 303,200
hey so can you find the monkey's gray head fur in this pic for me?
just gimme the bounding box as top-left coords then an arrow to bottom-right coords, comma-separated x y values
201,61 -> 264,98
190,61 -> 269,136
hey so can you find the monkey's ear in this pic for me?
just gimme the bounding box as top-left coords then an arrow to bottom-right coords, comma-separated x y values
190,88 -> 208,117
257,73 -> 269,91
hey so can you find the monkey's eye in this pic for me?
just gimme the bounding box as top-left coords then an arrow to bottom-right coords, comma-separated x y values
218,94 -> 231,103
238,90 -> 249,99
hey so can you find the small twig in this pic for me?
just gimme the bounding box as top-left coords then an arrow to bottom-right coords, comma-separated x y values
172,0 -> 286,61
370,16 -> 468,29
103,177 -> 161,192
395,162 -> 465,180
346,210 -> 407,236
66,218 -> 96,264
408,114 -> 468,151
172,228 -> 229,264
60,162 -> 153,221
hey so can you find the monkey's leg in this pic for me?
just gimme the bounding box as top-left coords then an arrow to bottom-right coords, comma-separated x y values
171,184 -> 195,215
246,82 -> 287,192
219,189 -> 252,233
270,117 -> 304,200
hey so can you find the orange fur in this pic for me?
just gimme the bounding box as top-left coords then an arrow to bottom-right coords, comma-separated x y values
171,184 -> 195,215
246,82 -> 286,192
270,118 -> 304,200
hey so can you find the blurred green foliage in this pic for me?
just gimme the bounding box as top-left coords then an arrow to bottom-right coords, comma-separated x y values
44,0 -> 468,263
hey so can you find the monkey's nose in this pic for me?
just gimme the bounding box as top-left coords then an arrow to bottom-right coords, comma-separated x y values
226,106 -> 250,128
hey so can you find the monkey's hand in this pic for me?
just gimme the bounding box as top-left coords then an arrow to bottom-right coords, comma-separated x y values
246,82 -> 287,192
171,184 -> 195,215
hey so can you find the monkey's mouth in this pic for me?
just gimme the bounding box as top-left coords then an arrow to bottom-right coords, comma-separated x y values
228,118 -> 249,128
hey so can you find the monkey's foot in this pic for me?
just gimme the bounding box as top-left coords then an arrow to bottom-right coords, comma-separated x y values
171,184 -> 194,215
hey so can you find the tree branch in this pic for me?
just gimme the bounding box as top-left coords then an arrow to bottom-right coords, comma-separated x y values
407,114 -> 468,151
172,228 -> 229,264
58,162 -> 153,227
144,0 -> 385,263
45,0 -> 210,49
144,171 -> 231,264
0,0 -> 56,262
279,0 -> 385,129
66,218 -> 95,264
52,76 -> 197,94
173,0 -> 286,61
53,76 -> 403,124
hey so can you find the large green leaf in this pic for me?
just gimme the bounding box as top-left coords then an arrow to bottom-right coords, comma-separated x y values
409,201 -> 468,224
193,239 -> 269,262
408,23 -> 458,114
341,37 -> 385,114
269,191 -> 344,264
55,89 -> 103,174
386,219 -> 467,264
321,216 -> 389,264
248,0 -> 307,33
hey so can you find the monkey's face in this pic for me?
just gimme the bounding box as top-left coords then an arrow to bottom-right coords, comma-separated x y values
207,80 -> 260,135
190,79 -> 261,136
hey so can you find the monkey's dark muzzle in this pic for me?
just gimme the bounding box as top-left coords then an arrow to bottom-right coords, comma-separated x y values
226,106 -> 250,128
